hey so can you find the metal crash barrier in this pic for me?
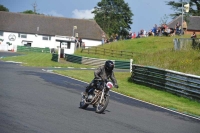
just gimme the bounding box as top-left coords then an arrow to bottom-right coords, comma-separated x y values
131,64 -> 200,101
64,54 -> 131,70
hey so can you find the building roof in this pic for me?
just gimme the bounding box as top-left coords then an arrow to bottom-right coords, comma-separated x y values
168,16 -> 200,30
0,11 -> 104,40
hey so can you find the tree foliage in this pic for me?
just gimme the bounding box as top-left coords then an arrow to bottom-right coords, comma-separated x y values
21,10 -> 35,14
0,5 -> 9,12
166,0 -> 200,18
21,10 -> 43,15
21,2 -> 43,15
92,0 -> 133,38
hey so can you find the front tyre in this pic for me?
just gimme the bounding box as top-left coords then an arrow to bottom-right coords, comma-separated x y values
96,95 -> 109,113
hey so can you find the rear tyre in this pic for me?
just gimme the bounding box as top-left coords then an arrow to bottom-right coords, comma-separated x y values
96,95 -> 109,113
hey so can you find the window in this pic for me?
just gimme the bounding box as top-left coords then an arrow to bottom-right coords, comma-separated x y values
21,34 -> 27,38
61,42 -> 70,49
42,36 -> 51,41
18,33 -> 27,38
0,31 -> 3,36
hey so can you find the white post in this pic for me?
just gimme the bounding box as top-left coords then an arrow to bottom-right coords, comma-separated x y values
58,47 -> 60,62
130,59 -> 133,73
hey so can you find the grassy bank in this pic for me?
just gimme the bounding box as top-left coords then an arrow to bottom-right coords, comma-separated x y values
75,36 -> 200,75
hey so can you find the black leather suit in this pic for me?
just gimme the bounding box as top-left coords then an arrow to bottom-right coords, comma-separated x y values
85,65 -> 118,92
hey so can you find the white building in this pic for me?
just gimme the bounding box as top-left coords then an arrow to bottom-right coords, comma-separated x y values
0,11 -> 105,54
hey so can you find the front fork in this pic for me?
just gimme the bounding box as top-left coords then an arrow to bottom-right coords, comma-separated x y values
99,89 -> 105,104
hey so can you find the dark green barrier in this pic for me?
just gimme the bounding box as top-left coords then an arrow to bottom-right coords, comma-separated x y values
51,54 -> 58,62
65,54 -> 130,69
65,54 -> 82,64
115,60 -> 130,69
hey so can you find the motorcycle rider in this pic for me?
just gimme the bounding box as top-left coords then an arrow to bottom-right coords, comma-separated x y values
84,60 -> 119,96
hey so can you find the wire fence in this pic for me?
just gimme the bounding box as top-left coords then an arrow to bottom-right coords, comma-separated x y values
173,38 -> 200,50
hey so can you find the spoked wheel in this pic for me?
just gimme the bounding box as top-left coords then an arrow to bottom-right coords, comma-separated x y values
95,95 -> 109,113
80,94 -> 89,109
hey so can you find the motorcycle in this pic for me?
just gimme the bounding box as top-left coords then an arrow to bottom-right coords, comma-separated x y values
80,79 -> 114,113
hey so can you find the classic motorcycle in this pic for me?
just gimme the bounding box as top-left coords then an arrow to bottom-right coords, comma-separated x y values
80,79 -> 114,113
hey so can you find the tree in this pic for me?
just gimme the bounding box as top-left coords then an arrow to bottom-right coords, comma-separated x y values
0,5 -> 9,12
21,10 -> 35,14
160,14 -> 169,25
21,2 -> 43,15
92,0 -> 133,39
166,0 -> 200,19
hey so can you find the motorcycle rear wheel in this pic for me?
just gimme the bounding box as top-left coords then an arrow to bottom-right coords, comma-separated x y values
96,95 -> 109,113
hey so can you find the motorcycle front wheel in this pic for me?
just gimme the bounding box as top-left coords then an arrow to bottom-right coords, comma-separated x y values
96,95 -> 109,113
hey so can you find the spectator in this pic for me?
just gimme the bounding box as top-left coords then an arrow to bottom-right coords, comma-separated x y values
136,32 -> 140,38
128,32 -> 132,39
102,32 -> 106,45
182,20 -> 187,34
132,32 -> 136,38
148,29 -> 154,36
191,32 -> 196,39
75,37 -> 79,48
105,38 -> 110,44
152,24 -> 157,36
163,26 -> 170,36
82,42 -> 85,49
139,29 -> 145,37
160,24 -> 166,35
175,21 -> 181,35
169,28 -> 175,36
114,34 -> 119,41
78,37 -> 82,48
191,32 -> 197,49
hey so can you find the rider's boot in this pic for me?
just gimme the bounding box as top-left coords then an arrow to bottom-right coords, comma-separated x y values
83,86 -> 90,96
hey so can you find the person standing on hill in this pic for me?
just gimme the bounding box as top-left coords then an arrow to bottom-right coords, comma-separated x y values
191,32 -> 196,39
102,32 -> 106,45
182,20 -> 187,34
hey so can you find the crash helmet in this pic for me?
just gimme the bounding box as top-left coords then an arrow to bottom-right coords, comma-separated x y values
105,60 -> 114,72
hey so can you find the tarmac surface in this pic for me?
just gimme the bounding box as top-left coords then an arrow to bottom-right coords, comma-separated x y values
0,51 -> 200,133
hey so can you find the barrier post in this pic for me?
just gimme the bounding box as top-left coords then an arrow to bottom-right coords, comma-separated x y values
130,59 -> 133,73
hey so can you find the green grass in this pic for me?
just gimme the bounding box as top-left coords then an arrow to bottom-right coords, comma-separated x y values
1,35 -> 200,117
75,36 -> 200,75
1,52 -> 92,68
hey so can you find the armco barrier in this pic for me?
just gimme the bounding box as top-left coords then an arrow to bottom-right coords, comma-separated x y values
65,54 -> 131,69
131,64 -> 200,101
51,54 -> 58,62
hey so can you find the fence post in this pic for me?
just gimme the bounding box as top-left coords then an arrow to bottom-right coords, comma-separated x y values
130,59 -> 133,73
58,47 -> 60,62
